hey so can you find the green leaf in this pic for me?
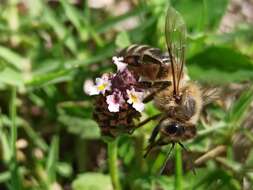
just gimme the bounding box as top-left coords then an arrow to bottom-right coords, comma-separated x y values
0,131 -> 11,164
0,67 -> 23,87
46,136 -> 59,183
42,4 -> 77,53
59,0 -> 82,29
226,86 -> 253,130
95,6 -> 146,34
115,31 -> 131,49
58,113 -> 100,139
188,46 -> 253,83
0,46 -> 28,71
173,0 -> 228,31
72,173 -> 113,190
56,162 -> 73,178
25,69 -> 72,87
0,171 -> 10,183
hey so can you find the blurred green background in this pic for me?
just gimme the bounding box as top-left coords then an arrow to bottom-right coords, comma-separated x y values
0,0 -> 253,189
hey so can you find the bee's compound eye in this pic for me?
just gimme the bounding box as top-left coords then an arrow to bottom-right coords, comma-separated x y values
165,123 -> 179,135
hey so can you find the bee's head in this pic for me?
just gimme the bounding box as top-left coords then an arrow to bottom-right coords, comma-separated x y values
160,120 -> 196,141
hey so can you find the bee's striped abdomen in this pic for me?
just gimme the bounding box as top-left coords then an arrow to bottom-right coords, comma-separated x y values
118,44 -> 171,80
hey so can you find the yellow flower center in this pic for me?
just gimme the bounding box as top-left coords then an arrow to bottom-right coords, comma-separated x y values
130,94 -> 138,103
97,83 -> 106,91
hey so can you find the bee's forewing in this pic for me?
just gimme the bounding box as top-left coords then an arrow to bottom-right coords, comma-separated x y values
165,6 -> 187,94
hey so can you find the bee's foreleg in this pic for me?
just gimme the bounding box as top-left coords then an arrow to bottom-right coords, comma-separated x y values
128,114 -> 162,134
136,114 -> 161,129
149,124 -> 161,143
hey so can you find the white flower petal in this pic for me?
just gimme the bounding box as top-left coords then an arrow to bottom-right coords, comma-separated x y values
89,87 -> 100,95
116,62 -> 127,72
84,80 -> 99,95
127,98 -> 132,104
106,94 -> 120,112
112,56 -> 127,72
126,88 -> 145,112
112,56 -> 124,63
132,102 -> 145,112
108,103 -> 120,112
95,77 -> 103,85
94,76 -> 112,95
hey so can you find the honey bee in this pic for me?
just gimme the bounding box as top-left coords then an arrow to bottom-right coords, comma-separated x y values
119,7 -> 218,171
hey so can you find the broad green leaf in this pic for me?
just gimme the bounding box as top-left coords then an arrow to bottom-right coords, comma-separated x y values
188,46 -> 253,83
173,0 -> 228,31
72,173 -> 112,190
58,113 -> 100,139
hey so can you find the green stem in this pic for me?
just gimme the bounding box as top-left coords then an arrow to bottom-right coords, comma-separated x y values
108,139 -> 122,190
10,86 -> 21,189
175,144 -> 183,190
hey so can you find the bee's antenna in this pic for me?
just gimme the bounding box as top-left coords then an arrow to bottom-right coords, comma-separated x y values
159,142 -> 175,175
178,142 -> 196,175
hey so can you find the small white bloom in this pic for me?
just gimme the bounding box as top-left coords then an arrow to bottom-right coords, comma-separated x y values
106,92 -> 124,112
112,56 -> 127,72
126,88 -> 145,112
84,79 -> 98,95
84,74 -> 112,96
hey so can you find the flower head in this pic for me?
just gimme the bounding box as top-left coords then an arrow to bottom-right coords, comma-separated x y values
84,74 -> 112,95
106,91 -> 125,112
112,56 -> 127,72
126,88 -> 145,112
111,69 -> 137,94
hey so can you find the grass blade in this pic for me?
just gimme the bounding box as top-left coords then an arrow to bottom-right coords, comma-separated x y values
9,86 -> 21,189
175,144 -> 183,190
46,136 -> 59,183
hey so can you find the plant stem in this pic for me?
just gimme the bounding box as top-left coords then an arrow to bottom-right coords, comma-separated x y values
108,139 -> 122,190
10,86 -> 21,189
175,144 -> 183,190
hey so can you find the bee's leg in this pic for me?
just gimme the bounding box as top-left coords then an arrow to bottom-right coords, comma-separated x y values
128,114 -> 162,134
142,81 -> 171,103
148,124 -> 161,143
159,142 -> 175,175
143,138 -> 160,158
178,142 -> 196,175
143,137 -> 166,158
137,114 -> 161,129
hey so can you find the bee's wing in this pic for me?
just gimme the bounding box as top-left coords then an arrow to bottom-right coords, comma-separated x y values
165,6 -> 187,95
201,87 -> 221,106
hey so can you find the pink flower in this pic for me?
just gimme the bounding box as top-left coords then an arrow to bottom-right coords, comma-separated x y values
84,74 -> 112,96
112,56 -> 127,72
126,88 -> 145,112
106,91 -> 125,112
